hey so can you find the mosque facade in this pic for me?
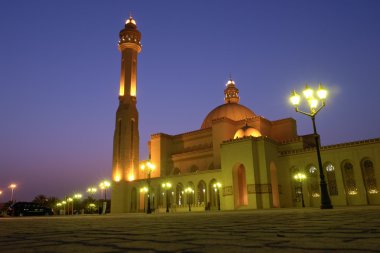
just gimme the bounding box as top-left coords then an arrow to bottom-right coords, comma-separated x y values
111,18 -> 380,213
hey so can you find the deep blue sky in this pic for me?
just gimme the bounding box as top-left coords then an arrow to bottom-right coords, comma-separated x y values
1,1 -> 379,201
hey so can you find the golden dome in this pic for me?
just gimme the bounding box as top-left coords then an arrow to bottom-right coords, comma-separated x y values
201,103 -> 256,129
234,125 -> 261,139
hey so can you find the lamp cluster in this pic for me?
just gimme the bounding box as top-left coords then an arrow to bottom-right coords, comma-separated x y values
290,84 -> 328,115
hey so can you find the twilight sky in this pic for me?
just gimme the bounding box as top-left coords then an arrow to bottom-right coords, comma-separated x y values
1,0 -> 380,201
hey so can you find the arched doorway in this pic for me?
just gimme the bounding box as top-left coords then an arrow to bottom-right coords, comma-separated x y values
197,180 -> 207,206
175,183 -> 184,207
233,164 -> 248,208
209,179 -> 217,209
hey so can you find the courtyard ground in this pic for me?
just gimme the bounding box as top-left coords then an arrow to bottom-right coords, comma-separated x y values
0,206 -> 379,252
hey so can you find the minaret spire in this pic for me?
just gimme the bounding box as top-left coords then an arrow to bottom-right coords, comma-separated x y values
224,77 -> 240,104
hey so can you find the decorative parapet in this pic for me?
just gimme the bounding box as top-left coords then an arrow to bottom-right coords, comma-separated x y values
280,137 -> 380,156
247,184 -> 272,194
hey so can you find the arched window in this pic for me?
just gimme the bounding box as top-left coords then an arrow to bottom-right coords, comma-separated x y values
361,159 -> 379,194
197,180 -> 206,206
308,165 -> 320,198
325,163 -> 338,196
175,183 -> 183,206
342,161 -> 358,195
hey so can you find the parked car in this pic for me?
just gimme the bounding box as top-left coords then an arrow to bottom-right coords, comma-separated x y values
7,202 -> 54,216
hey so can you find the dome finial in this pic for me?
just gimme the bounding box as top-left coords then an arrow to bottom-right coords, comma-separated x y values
126,14 -> 137,26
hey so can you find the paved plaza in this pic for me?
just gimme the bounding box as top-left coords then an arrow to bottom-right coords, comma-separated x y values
1,206 -> 380,253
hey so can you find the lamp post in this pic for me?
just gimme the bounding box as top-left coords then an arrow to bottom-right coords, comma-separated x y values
184,187 -> 194,212
140,161 -> 155,214
99,180 -> 111,214
61,201 -> 67,215
56,203 -> 62,215
294,172 -> 306,208
87,187 -> 97,214
67,197 -> 73,215
213,182 -> 222,211
289,84 -> 333,209
9,184 -> 17,203
73,193 -> 82,214
161,182 -> 172,213
140,187 -> 148,212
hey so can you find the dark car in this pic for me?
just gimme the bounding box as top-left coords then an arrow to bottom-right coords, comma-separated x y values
7,202 -> 54,216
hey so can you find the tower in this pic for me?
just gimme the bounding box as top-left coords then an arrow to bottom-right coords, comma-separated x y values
112,17 -> 142,183
224,78 -> 240,104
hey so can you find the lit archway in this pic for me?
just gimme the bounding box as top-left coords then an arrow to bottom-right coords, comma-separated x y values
175,183 -> 184,206
233,164 -> 248,208
197,180 -> 207,206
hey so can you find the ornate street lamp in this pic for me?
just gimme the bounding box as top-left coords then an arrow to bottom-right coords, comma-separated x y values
184,187 -> 194,212
8,184 -> 17,203
87,187 -> 97,214
294,172 -> 306,208
289,84 -> 333,209
99,180 -> 111,214
140,161 -> 155,214
161,182 -> 172,213
212,182 -> 222,211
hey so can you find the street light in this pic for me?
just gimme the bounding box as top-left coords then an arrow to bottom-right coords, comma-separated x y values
294,172 -> 306,208
87,187 -> 97,195
140,187 -> 148,212
87,187 -> 97,214
61,200 -> 67,215
67,197 -> 73,215
184,187 -> 194,212
161,182 -> 172,213
289,84 -> 333,209
73,193 -> 82,214
9,184 -> 17,202
99,180 -> 111,214
140,161 -> 155,214
213,182 -> 222,211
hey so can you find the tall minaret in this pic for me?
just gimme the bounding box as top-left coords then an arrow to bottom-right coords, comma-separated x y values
112,17 -> 142,183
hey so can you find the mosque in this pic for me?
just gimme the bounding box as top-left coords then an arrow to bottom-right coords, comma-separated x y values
111,17 -> 380,213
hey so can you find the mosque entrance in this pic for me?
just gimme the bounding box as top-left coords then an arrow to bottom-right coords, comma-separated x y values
233,164 -> 248,209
